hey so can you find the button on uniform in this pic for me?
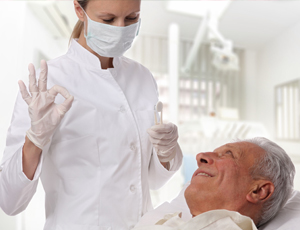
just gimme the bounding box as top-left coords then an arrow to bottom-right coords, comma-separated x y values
130,144 -> 136,151
130,185 -> 136,193
119,106 -> 126,113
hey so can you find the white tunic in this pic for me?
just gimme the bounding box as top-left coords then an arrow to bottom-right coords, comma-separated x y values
0,39 -> 182,230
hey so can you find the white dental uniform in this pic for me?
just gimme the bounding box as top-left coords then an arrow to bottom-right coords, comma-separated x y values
0,39 -> 182,230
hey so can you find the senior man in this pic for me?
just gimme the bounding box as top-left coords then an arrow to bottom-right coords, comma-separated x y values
134,137 -> 295,230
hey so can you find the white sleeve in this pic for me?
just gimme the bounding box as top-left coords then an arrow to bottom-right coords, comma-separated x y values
147,72 -> 183,189
148,144 -> 183,190
0,92 -> 42,215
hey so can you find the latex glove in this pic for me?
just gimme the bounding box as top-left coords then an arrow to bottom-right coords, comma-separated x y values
147,123 -> 179,162
18,60 -> 74,150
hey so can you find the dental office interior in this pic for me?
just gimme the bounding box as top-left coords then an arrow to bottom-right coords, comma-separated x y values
1,0 -> 300,229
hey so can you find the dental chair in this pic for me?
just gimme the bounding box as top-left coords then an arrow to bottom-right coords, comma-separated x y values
259,189 -> 300,229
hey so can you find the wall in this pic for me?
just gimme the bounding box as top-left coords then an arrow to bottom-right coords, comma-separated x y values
0,2 -> 69,230
241,50 -> 259,122
242,19 -> 300,189
255,19 -> 300,152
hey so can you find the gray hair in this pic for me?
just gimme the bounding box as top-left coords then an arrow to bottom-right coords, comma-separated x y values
234,137 -> 295,227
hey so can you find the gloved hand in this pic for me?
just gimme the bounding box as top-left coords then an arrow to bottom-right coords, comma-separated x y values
18,60 -> 74,150
147,123 -> 179,162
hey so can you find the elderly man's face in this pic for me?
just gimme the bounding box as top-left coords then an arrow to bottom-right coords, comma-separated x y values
185,141 -> 265,216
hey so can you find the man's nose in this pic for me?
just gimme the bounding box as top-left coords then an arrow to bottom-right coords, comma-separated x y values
196,152 -> 214,166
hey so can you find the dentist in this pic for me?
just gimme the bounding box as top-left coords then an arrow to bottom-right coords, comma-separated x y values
0,0 -> 183,229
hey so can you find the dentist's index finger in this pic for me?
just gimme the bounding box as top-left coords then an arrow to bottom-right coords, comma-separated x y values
38,60 -> 48,92
28,63 -> 38,94
48,85 -> 74,114
57,95 -> 74,115
18,80 -> 32,105
48,85 -> 70,98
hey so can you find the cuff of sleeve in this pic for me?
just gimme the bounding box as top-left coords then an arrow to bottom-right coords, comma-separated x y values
168,144 -> 183,172
153,148 -> 177,175
18,146 -> 43,182
149,147 -> 182,190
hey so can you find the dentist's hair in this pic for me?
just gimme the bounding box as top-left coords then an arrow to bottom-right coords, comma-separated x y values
70,0 -> 89,41
70,0 -> 142,42
235,137 -> 295,227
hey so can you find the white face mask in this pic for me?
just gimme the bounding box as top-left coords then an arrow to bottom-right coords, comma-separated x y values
82,9 -> 141,58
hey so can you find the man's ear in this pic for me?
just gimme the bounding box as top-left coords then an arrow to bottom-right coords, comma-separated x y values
74,0 -> 85,22
246,180 -> 274,204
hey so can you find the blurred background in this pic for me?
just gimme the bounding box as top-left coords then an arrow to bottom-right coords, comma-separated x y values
1,0 -> 300,229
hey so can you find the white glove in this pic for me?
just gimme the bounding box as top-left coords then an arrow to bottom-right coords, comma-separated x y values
147,123 -> 180,162
18,60 -> 74,150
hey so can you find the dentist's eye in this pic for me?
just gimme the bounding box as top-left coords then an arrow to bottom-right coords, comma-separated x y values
126,17 -> 137,21
103,18 -> 114,23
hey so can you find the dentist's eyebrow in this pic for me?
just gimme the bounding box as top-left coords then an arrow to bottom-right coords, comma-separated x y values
97,13 -> 116,17
97,11 -> 140,17
129,11 -> 140,15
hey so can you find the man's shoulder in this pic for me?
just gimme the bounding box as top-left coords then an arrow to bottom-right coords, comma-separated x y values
134,210 -> 257,230
186,210 -> 257,230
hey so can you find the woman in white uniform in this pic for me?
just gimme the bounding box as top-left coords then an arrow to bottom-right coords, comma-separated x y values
0,1 -> 183,229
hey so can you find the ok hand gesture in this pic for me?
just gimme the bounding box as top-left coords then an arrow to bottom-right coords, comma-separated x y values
18,60 -> 74,150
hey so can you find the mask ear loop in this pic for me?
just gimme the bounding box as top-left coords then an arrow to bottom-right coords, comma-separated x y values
136,19 -> 141,36
78,4 -> 89,38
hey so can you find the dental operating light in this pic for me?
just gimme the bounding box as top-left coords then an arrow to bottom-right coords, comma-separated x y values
182,12 -> 239,73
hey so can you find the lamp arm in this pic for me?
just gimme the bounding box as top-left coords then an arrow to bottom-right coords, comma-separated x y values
182,13 -> 209,73
207,22 -> 227,46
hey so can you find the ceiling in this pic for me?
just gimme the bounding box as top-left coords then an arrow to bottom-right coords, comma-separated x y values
140,0 -> 300,50
219,0 -> 300,50
49,0 -> 300,50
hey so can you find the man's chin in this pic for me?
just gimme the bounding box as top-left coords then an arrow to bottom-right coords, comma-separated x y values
184,183 -> 201,204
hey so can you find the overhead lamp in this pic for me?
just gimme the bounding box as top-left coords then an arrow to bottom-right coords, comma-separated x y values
182,12 -> 239,73
211,40 -> 239,71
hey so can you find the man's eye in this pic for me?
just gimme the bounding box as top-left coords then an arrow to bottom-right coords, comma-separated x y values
226,150 -> 234,157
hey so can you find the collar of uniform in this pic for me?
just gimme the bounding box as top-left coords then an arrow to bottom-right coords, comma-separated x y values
67,39 -> 120,73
